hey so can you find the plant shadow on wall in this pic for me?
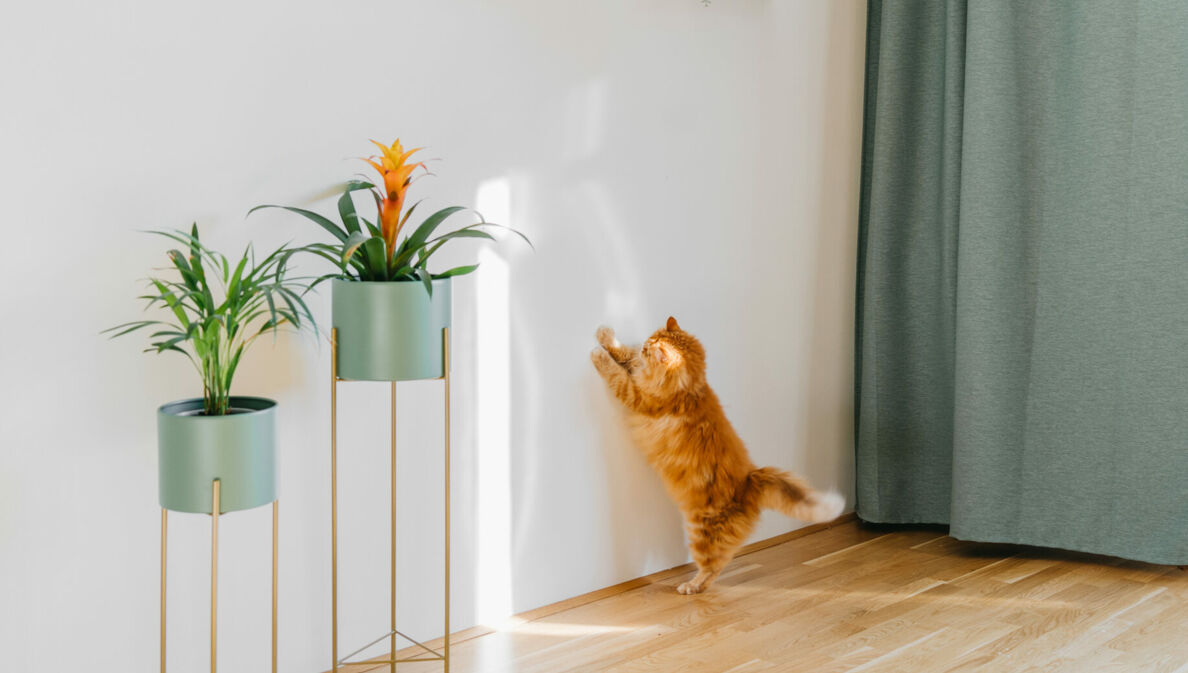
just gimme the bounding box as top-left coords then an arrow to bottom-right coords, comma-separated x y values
554,75 -> 688,578
569,177 -> 686,579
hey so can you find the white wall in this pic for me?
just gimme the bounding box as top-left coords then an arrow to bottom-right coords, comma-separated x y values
0,1 -> 866,670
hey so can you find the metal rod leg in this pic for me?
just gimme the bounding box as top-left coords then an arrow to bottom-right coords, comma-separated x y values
331,328 -> 339,673
212,479 -> 221,673
391,380 -> 397,673
272,500 -> 278,673
443,326 -> 451,673
161,508 -> 167,673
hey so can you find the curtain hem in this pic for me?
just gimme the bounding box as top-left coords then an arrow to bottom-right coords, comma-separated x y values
855,513 -> 1185,566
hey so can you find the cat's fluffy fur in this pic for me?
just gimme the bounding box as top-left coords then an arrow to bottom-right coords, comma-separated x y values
591,317 -> 844,594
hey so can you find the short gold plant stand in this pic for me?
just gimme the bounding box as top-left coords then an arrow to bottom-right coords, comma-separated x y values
330,326 -> 451,672
160,480 -> 278,673
157,395 -> 279,673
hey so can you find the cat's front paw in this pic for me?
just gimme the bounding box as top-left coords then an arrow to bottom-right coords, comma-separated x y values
595,325 -> 618,349
590,346 -> 615,371
676,580 -> 705,595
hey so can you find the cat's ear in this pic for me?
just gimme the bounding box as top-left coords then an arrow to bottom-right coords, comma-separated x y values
666,316 -> 680,331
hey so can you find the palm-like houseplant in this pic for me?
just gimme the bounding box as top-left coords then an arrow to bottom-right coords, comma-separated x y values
251,139 -> 529,381
106,225 -> 314,512
107,225 -> 314,414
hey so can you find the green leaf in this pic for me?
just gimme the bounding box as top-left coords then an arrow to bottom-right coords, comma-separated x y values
223,347 -> 243,396
161,344 -> 198,368
188,223 -> 208,287
305,273 -> 340,290
249,204 -> 349,243
150,279 -> 191,328
415,228 -> 498,270
225,254 -> 248,306
337,186 -> 364,235
416,267 -> 434,297
343,179 -> 375,192
151,334 -> 191,352
362,217 -> 382,239
433,264 -> 480,279
360,237 -> 388,280
147,230 -> 223,270
403,206 -> 467,253
427,228 -> 498,243
274,287 -> 303,328
279,286 -> 318,335
102,320 -> 170,338
263,288 -> 279,331
341,231 -> 372,263
399,199 -> 424,230
289,244 -> 351,275
166,248 -> 197,287
465,222 -> 535,250
456,221 -> 533,250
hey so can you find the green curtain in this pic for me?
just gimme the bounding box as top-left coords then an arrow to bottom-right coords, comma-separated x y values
856,0 -> 1188,565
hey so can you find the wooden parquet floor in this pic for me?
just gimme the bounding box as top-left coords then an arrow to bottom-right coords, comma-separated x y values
352,520 -> 1188,673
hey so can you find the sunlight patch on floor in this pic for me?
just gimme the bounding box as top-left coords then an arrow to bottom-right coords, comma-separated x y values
504,621 -> 637,637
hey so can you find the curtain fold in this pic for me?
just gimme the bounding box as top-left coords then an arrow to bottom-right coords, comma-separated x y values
856,0 -> 1188,565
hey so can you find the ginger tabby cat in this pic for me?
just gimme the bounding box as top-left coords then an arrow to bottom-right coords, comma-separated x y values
591,317 -> 843,594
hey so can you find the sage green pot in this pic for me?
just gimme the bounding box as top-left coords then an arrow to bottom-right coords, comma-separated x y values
331,278 -> 452,382
157,397 -> 277,514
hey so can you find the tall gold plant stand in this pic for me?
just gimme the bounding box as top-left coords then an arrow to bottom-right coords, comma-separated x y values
160,480 -> 278,673
330,327 -> 451,672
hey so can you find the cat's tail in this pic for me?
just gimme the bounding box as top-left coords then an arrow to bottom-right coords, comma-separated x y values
748,467 -> 844,523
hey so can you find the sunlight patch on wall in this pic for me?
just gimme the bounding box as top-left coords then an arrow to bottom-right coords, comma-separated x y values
474,178 -> 514,626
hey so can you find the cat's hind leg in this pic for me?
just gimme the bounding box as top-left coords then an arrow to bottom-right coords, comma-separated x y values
676,512 -> 755,595
677,549 -> 732,595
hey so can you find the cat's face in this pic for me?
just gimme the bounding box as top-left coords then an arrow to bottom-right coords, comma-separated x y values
636,316 -> 706,391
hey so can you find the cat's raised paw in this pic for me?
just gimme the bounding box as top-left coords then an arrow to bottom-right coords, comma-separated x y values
676,581 -> 704,595
595,325 -> 618,349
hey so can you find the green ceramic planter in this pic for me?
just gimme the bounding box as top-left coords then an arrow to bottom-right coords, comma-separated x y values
331,278 -> 452,382
157,397 -> 277,514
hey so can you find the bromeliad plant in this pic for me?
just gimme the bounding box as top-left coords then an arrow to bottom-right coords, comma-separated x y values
250,139 -> 529,293
104,225 -> 315,415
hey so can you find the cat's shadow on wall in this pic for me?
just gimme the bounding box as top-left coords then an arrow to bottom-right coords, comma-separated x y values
584,374 -> 687,581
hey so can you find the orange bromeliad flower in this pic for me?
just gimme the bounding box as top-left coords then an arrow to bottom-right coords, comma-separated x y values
365,139 -> 425,258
